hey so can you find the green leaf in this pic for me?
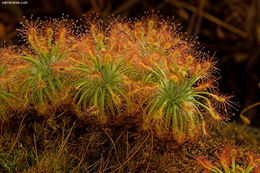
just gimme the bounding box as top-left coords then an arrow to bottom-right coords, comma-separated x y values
100,89 -> 105,114
71,67 -> 90,74
77,88 -> 92,106
0,66 -> 4,75
93,87 -> 100,106
172,104 -> 177,128
16,56 -> 40,67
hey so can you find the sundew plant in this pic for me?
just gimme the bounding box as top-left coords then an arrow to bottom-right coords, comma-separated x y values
0,14 -> 233,143
0,46 -> 26,121
197,146 -> 260,173
13,18 -> 77,115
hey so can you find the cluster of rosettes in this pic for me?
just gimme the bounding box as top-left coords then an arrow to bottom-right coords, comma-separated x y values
0,15 -> 232,143
197,147 -> 260,173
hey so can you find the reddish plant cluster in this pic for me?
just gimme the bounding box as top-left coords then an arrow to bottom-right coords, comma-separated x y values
0,14 -> 233,143
197,146 -> 260,173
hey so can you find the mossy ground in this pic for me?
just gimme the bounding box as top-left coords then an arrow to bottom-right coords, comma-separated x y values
0,113 -> 259,172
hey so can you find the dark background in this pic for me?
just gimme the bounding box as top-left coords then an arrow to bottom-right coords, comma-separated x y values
0,0 -> 259,127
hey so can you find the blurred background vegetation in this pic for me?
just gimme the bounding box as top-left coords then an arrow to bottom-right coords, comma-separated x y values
0,0 -> 259,127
